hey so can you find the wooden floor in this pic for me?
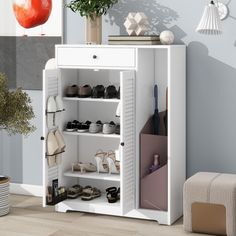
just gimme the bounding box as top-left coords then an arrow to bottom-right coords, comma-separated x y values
0,195 -> 205,236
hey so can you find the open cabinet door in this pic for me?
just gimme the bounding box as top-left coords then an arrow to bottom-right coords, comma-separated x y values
42,67 -> 61,207
120,71 -> 136,215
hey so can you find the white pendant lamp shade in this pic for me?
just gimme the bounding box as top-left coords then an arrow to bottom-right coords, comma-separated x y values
196,1 -> 222,35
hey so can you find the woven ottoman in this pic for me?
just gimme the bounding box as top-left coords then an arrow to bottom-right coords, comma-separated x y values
184,172 -> 236,236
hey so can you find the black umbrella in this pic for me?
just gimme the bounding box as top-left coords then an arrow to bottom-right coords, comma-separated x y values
153,85 -> 160,135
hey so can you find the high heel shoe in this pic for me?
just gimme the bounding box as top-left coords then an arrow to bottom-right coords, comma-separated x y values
94,150 -> 109,173
107,151 -> 120,174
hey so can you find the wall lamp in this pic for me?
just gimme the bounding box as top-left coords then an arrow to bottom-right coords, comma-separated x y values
196,1 -> 229,35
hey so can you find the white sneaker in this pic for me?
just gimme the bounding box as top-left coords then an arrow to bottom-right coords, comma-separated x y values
89,121 -> 103,133
102,122 -> 116,134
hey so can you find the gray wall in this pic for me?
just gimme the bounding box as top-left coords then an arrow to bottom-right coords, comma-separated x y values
0,90 -> 43,185
0,37 -> 61,90
64,0 -> 236,177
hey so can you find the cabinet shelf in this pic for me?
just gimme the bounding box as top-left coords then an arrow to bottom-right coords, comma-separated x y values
63,131 -> 120,139
63,97 -> 120,103
58,194 -> 121,215
64,170 -> 120,182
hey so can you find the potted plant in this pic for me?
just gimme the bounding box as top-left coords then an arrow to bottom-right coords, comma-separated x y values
0,73 -> 35,216
66,0 -> 118,44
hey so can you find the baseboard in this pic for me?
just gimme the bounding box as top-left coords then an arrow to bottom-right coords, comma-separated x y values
10,183 -> 43,197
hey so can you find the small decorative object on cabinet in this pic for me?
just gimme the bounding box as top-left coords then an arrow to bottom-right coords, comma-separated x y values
42,44 -> 186,225
108,35 -> 160,45
124,12 -> 149,36
160,30 -> 175,45
65,0 -> 118,44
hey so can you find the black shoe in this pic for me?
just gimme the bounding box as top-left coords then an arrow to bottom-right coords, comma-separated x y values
92,85 -> 105,98
105,85 -> 118,99
77,121 -> 91,133
106,187 -> 120,203
72,120 -> 80,130
66,121 -> 77,132
115,124 -> 120,135
117,87 -> 120,99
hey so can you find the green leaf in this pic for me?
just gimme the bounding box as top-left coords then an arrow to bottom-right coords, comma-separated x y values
65,0 -> 118,18
0,73 -> 35,136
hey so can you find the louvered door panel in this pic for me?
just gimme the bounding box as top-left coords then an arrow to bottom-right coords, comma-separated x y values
120,71 -> 136,215
42,69 -> 60,207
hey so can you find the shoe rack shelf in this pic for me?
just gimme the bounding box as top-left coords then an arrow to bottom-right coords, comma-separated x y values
63,131 -> 120,139
63,97 -> 120,103
64,171 -> 120,182
58,194 -> 121,215
43,45 -> 186,225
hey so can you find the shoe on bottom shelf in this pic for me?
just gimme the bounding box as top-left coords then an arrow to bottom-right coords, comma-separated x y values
106,187 -> 120,203
102,121 -> 116,134
81,186 -> 101,201
67,185 -> 83,199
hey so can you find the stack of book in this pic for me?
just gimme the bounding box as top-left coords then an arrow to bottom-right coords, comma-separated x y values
108,35 -> 160,45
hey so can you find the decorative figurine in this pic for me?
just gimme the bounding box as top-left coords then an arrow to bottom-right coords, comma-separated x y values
124,12 -> 149,36
160,30 -> 175,45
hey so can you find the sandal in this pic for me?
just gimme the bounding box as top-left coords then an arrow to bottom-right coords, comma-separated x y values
81,186 -> 101,201
94,150 -> 109,173
67,185 -> 83,199
106,187 -> 120,203
72,162 -> 97,173
107,151 -> 120,174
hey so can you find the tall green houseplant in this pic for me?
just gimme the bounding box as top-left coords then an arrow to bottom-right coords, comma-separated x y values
66,0 -> 118,44
0,73 -> 35,135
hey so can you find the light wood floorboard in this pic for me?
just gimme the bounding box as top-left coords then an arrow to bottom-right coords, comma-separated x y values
0,195 -> 206,236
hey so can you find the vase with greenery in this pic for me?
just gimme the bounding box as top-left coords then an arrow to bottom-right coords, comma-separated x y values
66,0 -> 118,44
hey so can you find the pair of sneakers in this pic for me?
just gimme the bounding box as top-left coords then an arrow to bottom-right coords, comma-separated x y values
92,85 -> 120,99
66,85 -> 92,98
89,121 -> 117,134
47,129 -> 66,167
66,120 -> 91,132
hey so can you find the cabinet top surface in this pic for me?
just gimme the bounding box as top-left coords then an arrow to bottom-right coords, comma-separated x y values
56,44 -> 186,49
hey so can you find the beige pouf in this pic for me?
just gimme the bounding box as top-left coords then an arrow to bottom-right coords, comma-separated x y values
183,172 -> 236,236
0,176 -> 10,216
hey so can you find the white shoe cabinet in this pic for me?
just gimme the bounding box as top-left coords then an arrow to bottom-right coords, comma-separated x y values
42,45 -> 186,225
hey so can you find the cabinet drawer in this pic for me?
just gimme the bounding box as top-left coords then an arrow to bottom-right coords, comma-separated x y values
56,47 -> 136,69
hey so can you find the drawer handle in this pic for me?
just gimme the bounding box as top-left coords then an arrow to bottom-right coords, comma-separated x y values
93,55 -> 97,59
